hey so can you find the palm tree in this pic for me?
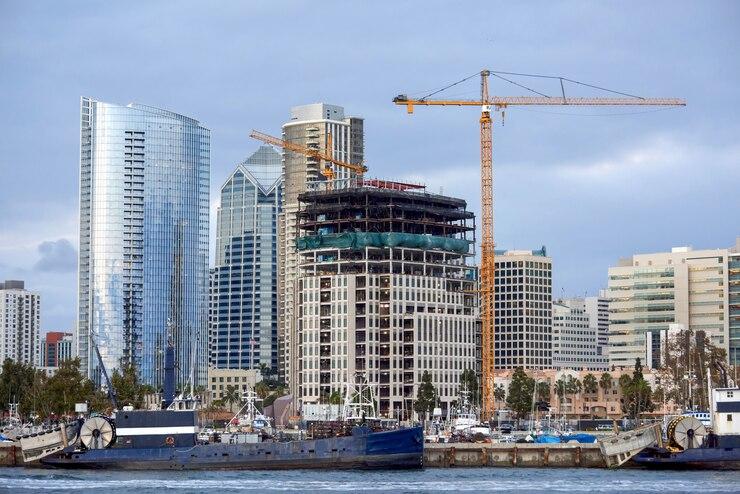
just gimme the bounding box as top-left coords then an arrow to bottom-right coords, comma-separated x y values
255,381 -> 270,400
599,372 -> 613,398
223,385 -> 240,412
583,374 -> 598,394
494,384 -> 506,403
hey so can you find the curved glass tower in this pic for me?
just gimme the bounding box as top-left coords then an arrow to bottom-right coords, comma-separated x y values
78,97 -> 209,388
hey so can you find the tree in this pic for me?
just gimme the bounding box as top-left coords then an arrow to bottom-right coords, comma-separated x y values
0,359 -> 37,417
223,385 -> 241,411
599,372 -> 613,395
458,368 -> 479,407
328,390 -> 342,405
506,367 -> 535,419
554,374 -> 581,418
44,358 -> 96,418
583,373 -> 598,394
255,381 -> 271,400
657,328 -> 726,410
535,382 -> 550,401
620,358 -> 655,418
413,371 -> 437,420
493,384 -> 506,403
111,362 -> 147,409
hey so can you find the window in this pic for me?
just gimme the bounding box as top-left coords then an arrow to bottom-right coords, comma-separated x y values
728,414 -> 733,422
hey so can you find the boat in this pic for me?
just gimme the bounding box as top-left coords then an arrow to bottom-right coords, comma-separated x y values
633,385 -> 740,470
37,409 -> 423,470
22,338 -> 423,470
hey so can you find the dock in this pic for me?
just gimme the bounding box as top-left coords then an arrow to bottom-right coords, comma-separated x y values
0,443 -> 23,467
424,442 -> 605,468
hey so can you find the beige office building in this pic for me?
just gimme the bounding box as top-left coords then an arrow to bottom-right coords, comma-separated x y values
278,104 -> 364,395
607,238 -> 740,369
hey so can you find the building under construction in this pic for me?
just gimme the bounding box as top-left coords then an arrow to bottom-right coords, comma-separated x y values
294,179 -> 479,418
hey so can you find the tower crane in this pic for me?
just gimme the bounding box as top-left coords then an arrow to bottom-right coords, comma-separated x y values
393,70 -> 685,421
249,129 -> 367,182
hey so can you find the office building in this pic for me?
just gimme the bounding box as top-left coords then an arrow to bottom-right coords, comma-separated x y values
278,103 -> 364,391
583,292 -> 609,357
42,331 -> 74,367
77,97 -> 210,388
607,238 -> 740,369
552,299 -> 608,371
493,248 -> 553,370
210,145 -> 283,371
0,280 -> 41,366
729,241 -> 740,366
207,367 -> 263,411
295,180 -> 478,418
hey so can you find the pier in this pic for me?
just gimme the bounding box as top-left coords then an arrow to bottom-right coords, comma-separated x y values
424,443 -> 606,468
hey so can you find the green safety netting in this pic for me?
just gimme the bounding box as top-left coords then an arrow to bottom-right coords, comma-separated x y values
296,231 -> 470,254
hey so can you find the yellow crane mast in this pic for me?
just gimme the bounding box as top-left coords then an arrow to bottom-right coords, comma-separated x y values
394,69 -> 685,422
249,129 -> 367,182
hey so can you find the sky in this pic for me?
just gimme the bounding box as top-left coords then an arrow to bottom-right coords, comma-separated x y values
1,1 -> 739,332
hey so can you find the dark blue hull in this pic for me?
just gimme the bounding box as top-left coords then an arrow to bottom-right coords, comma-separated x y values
41,427 -> 423,470
633,446 -> 740,470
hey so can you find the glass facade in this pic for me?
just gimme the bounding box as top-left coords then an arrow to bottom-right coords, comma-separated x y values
78,97 -> 209,388
210,145 -> 282,371
730,254 -> 740,366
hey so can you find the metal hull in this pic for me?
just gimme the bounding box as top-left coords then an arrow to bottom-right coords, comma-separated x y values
633,446 -> 740,470
41,427 -> 423,471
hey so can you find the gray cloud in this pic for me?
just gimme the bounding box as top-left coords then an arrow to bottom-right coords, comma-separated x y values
34,239 -> 77,273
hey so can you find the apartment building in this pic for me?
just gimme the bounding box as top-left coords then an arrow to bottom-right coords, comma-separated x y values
0,280 -> 41,366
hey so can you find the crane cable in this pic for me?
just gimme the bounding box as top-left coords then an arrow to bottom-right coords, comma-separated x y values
417,69 -> 648,101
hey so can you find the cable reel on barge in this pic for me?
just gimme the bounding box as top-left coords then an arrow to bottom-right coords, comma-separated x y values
79,416 -> 116,450
666,415 -> 707,451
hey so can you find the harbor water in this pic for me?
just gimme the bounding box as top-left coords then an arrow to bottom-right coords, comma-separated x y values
2,467 -> 738,493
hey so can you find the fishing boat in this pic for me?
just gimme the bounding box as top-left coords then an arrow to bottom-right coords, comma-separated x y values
20,338 -> 423,470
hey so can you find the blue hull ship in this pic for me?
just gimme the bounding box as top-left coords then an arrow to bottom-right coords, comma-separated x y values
40,409 -> 423,470
633,436 -> 740,470
633,386 -> 740,470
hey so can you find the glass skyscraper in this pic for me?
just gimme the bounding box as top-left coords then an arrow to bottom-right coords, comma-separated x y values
210,145 -> 282,371
78,97 -> 209,388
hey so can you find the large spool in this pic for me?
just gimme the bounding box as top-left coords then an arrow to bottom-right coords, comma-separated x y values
667,416 -> 706,450
79,416 -> 116,450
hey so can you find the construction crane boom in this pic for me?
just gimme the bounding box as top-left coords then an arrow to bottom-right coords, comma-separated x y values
394,69 -> 685,423
394,95 -> 686,112
249,129 -> 367,177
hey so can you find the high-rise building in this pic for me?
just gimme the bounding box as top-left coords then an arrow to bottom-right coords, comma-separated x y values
77,97 -> 210,388
552,299 -> 608,371
583,292 -> 610,357
607,239 -> 740,369
42,331 -> 74,367
0,280 -> 41,366
210,145 -> 283,371
493,248 -> 553,370
278,103 -> 364,391
295,180 -> 478,418
730,245 -> 740,366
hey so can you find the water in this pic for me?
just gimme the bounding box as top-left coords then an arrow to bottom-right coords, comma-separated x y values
1,467 -> 738,493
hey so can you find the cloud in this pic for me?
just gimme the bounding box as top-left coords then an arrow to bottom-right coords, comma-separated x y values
33,239 -> 77,273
